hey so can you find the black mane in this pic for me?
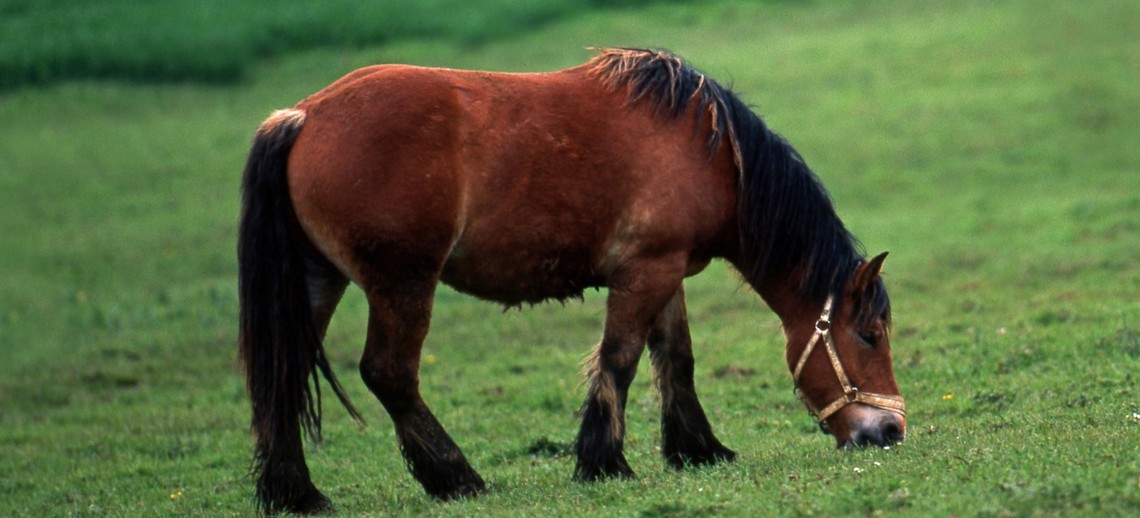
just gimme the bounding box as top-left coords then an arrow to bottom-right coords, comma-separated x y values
588,48 -> 888,323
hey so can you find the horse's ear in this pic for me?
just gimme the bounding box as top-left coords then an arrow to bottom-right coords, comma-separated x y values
851,251 -> 888,295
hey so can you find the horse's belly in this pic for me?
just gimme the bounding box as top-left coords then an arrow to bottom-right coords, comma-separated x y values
439,245 -> 604,306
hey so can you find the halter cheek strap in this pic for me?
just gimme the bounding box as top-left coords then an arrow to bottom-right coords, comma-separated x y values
792,296 -> 906,426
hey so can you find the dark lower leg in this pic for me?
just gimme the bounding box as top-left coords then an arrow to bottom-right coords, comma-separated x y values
572,266 -> 690,481
360,290 -> 485,499
253,260 -> 345,515
648,288 -> 735,468
654,354 -> 736,467
382,397 -> 486,499
573,353 -> 639,481
253,427 -> 332,515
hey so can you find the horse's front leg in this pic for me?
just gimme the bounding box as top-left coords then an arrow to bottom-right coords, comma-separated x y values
647,286 -> 736,468
573,261 -> 684,481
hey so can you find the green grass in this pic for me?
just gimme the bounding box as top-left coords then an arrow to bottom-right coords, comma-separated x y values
2,0 -> 1139,515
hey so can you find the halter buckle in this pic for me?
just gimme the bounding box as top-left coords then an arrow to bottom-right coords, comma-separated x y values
844,387 -> 859,403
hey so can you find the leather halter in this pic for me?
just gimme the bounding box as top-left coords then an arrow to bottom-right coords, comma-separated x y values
792,295 -> 906,429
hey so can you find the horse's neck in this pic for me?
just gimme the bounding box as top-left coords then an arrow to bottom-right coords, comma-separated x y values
729,259 -> 817,329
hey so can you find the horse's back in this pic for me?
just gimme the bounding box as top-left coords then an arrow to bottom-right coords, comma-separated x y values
285,63 -> 737,303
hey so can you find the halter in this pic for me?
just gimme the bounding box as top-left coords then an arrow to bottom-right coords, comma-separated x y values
791,295 -> 906,430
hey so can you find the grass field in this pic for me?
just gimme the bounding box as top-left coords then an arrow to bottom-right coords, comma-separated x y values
1,0 -> 1138,515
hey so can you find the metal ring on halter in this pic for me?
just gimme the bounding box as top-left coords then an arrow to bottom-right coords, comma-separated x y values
791,295 -> 906,429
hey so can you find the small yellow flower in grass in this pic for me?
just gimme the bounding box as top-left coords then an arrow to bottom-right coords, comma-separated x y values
170,490 -> 183,501
425,354 -> 437,365
942,393 -> 954,401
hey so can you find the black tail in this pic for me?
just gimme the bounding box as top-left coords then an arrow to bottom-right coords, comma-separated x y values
237,109 -> 362,512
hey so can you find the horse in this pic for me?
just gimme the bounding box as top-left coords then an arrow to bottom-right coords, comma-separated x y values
238,48 -> 905,514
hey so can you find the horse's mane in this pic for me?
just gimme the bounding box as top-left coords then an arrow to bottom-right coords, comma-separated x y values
587,48 -> 889,324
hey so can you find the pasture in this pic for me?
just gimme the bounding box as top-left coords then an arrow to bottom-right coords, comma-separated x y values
1,0 -> 1137,515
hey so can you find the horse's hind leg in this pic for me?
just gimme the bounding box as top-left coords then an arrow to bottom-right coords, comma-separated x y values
357,278 -> 486,499
249,261 -> 350,515
305,255 -> 350,338
647,286 -> 735,468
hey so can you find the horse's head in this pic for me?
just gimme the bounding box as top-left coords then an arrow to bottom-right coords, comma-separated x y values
785,252 -> 906,448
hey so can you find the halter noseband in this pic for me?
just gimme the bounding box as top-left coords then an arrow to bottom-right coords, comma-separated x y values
791,295 -> 906,430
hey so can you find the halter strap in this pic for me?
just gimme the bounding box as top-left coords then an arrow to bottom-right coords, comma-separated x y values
792,295 -> 906,426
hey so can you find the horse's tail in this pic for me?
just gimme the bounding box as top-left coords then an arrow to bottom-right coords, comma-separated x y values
237,109 -> 362,505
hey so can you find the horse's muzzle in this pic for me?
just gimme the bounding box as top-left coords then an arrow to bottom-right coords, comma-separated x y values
833,405 -> 906,449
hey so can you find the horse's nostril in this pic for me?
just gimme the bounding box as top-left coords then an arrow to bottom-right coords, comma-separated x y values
880,419 -> 903,445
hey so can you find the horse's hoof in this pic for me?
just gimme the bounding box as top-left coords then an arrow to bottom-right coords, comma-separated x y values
442,481 -> 487,500
292,492 -> 335,515
426,472 -> 488,501
572,456 -> 637,482
665,443 -> 737,469
263,489 -> 333,515
257,471 -> 334,515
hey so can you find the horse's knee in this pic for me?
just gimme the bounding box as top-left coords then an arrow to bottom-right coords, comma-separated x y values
588,341 -> 643,388
358,360 -> 403,394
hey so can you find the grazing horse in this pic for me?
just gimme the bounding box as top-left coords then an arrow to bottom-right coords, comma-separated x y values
238,48 -> 905,514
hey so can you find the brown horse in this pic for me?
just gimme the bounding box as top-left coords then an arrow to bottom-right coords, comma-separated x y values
238,48 -> 905,514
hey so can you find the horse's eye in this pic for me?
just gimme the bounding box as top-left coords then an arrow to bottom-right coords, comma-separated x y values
857,332 -> 877,347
